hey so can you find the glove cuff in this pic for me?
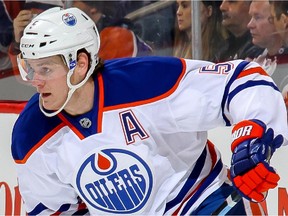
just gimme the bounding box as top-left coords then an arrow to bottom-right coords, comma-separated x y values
231,120 -> 265,152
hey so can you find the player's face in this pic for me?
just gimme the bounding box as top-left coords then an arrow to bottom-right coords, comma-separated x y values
176,0 -> 192,32
27,55 -> 69,111
247,0 -> 281,49
220,0 -> 251,35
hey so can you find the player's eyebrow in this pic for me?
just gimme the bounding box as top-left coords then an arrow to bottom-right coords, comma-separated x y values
29,57 -> 63,67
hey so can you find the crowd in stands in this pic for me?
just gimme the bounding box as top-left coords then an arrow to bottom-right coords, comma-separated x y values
0,0 -> 288,103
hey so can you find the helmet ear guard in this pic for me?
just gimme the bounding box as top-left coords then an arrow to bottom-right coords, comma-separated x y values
19,7 -> 101,117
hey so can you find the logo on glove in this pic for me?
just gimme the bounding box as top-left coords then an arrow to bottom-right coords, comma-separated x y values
232,125 -> 253,141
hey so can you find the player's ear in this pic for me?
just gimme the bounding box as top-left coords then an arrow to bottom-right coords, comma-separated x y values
75,52 -> 89,76
70,52 -> 89,85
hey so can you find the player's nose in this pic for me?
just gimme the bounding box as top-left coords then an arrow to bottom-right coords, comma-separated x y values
31,79 -> 45,88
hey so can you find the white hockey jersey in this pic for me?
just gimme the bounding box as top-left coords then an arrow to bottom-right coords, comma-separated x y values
12,56 -> 288,215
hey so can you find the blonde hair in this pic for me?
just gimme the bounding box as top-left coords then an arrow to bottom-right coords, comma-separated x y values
173,29 -> 192,59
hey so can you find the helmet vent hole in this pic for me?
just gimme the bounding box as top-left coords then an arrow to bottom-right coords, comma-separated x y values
32,53 -> 35,56
26,32 -> 37,35
93,26 -> 97,35
40,42 -> 47,47
81,14 -> 89,21
49,40 -> 57,44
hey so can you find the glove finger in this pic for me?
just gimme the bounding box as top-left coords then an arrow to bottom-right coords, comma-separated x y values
266,171 -> 280,183
262,128 -> 274,144
234,176 -> 266,202
249,190 -> 265,202
271,134 -> 284,150
239,182 -> 253,196
256,162 -> 280,181
257,181 -> 278,192
242,172 -> 257,189
247,168 -> 263,185
233,175 -> 244,188
255,162 -> 273,179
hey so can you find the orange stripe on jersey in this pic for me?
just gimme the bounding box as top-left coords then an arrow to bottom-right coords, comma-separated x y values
103,58 -> 187,112
78,202 -> 87,210
172,181 -> 202,215
250,201 -> 267,215
259,201 -> 268,215
237,67 -> 268,79
58,114 -> 85,140
207,140 -> 217,166
51,211 -> 61,216
15,123 -> 66,164
97,73 -> 105,133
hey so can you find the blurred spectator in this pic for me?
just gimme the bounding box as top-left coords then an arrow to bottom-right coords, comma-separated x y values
173,0 -> 192,59
269,1 -> 288,111
173,0 -> 228,61
0,1 -> 24,79
218,0 -> 264,61
124,1 -> 176,56
201,1 -> 228,61
248,0 -> 286,62
8,0 -> 64,77
269,1 -> 288,46
72,0 -> 153,60
0,1 -> 63,101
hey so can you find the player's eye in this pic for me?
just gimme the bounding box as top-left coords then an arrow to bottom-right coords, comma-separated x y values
38,67 -> 52,76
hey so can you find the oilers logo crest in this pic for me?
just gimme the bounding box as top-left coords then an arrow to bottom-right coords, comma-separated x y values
75,148 -> 153,214
62,13 -> 77,26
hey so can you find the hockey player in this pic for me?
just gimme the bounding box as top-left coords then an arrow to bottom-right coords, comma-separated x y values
12,7 -> 288,215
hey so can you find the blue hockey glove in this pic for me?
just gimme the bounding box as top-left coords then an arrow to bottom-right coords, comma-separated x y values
230,119 -> 283,202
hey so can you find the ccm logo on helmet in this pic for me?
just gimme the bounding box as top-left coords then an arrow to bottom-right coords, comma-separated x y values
232,125 -> 253,140
21,44 -> 34,48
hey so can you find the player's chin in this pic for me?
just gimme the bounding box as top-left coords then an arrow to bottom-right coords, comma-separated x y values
41,100 -> 60,111
42,104 -> 58,111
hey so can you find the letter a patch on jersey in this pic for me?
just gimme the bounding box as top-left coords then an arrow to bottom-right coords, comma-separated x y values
120,110 -> 149,145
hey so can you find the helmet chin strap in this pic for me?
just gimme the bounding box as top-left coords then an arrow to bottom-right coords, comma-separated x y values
39,62 -> 96,117
39,86 -> 76,117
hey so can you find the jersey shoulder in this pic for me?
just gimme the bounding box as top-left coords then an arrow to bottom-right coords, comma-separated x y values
11,94 -> 62,162
102,56 -> 186,107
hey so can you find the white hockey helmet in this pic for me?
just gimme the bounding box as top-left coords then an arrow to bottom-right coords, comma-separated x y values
18,7 -> 100,117
19,7 -> 100,76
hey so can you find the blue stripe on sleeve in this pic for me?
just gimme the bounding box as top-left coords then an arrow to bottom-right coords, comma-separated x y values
221,61 -> 250,126
227,80 -> 280,109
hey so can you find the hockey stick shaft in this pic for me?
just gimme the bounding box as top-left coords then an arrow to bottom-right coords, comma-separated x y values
211,191 -> 242,215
